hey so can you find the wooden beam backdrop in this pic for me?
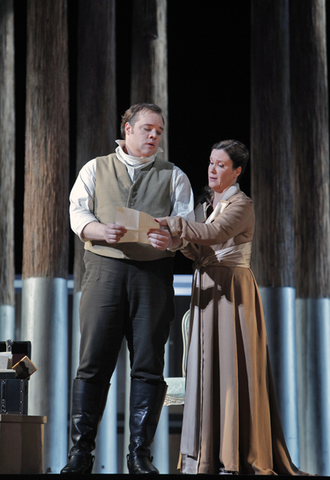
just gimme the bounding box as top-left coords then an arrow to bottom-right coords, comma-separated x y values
251,0 -> 294,288
291,0 -> 330,300
250,0 -> 299,465
290,0 -> 330,475
71,0 -> 117,473
21,0 -> 69,473
74,0 -> 117,293
129,0 -> 169,473
22,0 -> 69,280
131,0 -> 168,161
4,0 -> 329,473
0,0 -> 15,339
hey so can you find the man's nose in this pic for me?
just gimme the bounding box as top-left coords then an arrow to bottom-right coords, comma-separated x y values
149,129 -> 157,138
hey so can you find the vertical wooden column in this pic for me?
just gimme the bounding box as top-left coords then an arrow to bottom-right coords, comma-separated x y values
290,0 -> 330,475
21,0 -> 69,473
0,0 -> 15,341
128,0 -> 169,473
131,0 -> 168,160
71,0 -> 117,473
251,0 -> 299,465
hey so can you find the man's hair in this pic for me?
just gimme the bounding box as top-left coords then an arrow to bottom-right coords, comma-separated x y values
120,103 -> 164,139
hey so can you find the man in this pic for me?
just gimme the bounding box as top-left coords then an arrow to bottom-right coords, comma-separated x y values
61,103 -> 194,474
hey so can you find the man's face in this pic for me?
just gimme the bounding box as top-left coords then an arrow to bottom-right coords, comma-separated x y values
124,110 -> 164,157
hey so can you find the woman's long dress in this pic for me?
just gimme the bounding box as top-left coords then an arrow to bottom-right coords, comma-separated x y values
165,185 -> 306,475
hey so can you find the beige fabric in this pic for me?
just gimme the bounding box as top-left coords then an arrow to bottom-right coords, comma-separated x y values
165,190 -> 306,475
195,241 -> 252,269
85,153 -> 174,261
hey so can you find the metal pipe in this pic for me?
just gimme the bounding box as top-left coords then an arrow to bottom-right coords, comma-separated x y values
296,298 -> 330,476
20,277 -> 68,473
152,341 -> 170,473
93,369 -> 118,473
0,305 -> 15,341
259,286 -> 300,466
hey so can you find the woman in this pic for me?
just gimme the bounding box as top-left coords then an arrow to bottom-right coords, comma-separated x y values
149,140 -> 307,475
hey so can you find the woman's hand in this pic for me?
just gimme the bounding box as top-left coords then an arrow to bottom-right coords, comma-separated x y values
147,228 -> 172,250
154,218 -> 168,227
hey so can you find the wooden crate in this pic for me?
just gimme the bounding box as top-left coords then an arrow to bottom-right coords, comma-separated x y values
0,414 -> 47,474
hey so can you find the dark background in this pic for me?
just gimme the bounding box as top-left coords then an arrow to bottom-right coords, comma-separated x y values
12,0 -> 264,275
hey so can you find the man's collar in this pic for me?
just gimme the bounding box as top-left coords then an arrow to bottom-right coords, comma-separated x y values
115,139 -> 163,167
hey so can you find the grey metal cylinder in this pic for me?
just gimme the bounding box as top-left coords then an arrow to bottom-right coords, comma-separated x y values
123,348 -> 130,473
93,369 -> 118,473
152,341 -> 170,473
20,277 -> 68,473
296,298 -> 330,476
259,286 -> 300,466
71,291 -> 81,383
0,305 -> 15,341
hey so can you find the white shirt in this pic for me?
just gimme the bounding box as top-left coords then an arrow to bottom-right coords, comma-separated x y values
69,142 -> 195,239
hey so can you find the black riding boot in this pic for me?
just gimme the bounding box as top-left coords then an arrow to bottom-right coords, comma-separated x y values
127,379 -> 167,475
60,378 -> 109,474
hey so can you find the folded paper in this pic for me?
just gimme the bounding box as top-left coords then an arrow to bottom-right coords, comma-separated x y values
116,207 -> 159,244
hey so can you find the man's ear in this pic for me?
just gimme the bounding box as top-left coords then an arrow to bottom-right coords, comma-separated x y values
125,122 -> 131,136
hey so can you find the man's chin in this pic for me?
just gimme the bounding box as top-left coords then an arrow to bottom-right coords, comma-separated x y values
142,149 -> 157,158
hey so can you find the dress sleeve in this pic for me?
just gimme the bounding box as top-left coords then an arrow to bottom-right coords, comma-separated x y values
165,194 -> 254,246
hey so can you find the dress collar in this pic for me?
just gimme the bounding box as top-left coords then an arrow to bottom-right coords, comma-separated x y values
206,184 -> 240,224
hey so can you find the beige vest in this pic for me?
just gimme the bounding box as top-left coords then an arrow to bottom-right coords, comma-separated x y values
85,153 -> 175,261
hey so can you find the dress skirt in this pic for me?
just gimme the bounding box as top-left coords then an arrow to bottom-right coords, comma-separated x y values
180,265 -> 303,475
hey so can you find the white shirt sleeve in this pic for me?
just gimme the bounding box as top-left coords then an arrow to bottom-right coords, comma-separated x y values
69,159 -> 98,240
170,166 -> 195,221
69,160 -> 195,240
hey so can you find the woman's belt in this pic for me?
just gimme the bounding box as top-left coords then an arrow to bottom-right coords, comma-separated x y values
195,241 -> 252,269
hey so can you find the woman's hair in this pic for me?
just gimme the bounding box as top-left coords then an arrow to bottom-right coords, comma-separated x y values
211,139 -> 249,179
197,139 -> 249,206
120,103 -> 164,139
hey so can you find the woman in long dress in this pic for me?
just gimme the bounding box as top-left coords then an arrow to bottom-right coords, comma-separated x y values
150,140 -> 309,475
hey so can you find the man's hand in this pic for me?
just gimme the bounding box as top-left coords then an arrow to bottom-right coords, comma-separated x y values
82,221 -> 127,244
147,228 -> 172,250
150,218 -> 183,250
103,223 -> 127,243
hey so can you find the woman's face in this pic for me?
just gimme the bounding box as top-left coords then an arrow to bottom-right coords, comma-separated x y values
208,149 -> 241,194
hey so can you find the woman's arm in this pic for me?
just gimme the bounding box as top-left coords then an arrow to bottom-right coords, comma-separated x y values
164,194 -> 254,246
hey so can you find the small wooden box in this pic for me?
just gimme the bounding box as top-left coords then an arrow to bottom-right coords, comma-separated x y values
0,414 -> 47,474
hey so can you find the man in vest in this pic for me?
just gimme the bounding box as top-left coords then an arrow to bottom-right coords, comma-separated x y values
61,103 -> 194,474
